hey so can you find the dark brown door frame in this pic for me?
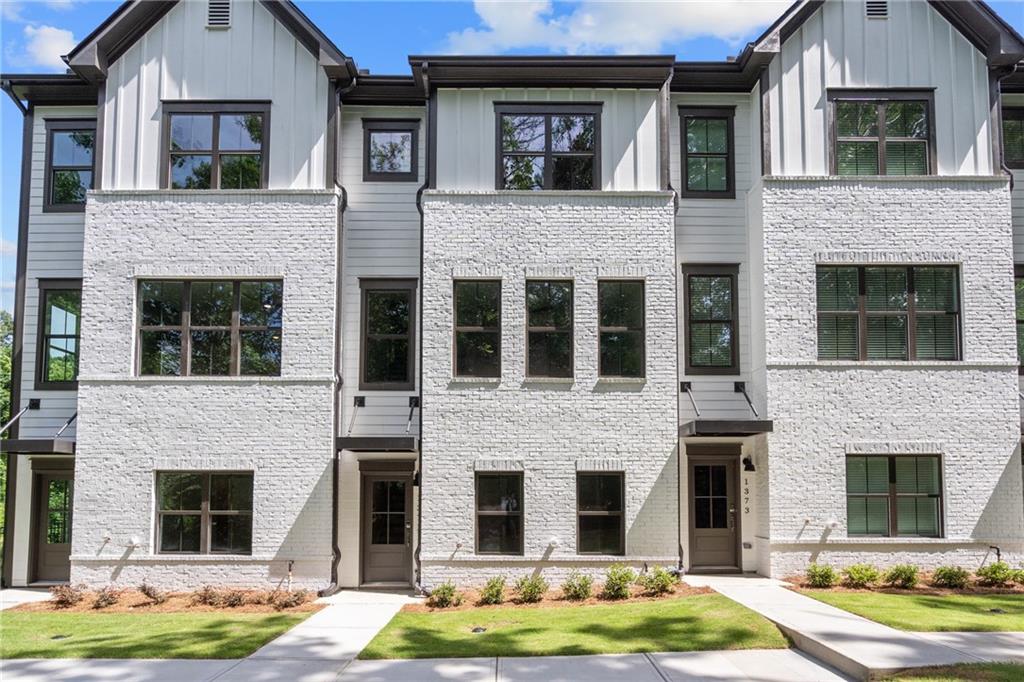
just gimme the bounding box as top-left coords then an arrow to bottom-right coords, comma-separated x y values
687,452 -> 742,573
28,459 -> 74,584
359,465 -> 414,586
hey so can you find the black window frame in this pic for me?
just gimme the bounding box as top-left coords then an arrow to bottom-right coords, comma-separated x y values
43,119 -> 96,213
682,264 -> 740,376
845,455 -> 944,538
1003,107 -> 1024,170
155,471 -> 254,555
494,102 -> 602,191
525,279 -> 575,379
362,118 -> 420,182
136,279 -> 283,377
597,279 -> 645,378
160,100 -> 271,190
474,472 -> 524,556
815,265 -> 961,362
1015,265 -> 1024,375
359,278 -> 417,391
678,106 -> 735,199
453,279 -> 502,379
827,89 -> 936,176
35,278 -> 83,390
576,472 -> 625,556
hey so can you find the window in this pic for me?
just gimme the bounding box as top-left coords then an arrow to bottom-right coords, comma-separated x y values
830,91 -> 933,175
363,119 -> 419,182
454,280 -> 501,378
156,472 -> 253,554
682,265 -> 739,375
36,281 -> 82,389
137,280 -> 283,376
496,104 -> 600,190
360,279 -> 416,390
1003,108 -> 1024,169
45,479 -> 72,544
577,473 -> 624,555
816,266 -> 960,361
44,120 -> 95,212
1016,266 -> 1024,373
679,107 -> 735,198
475,473 -> 523,555
526,280 -> 573,378
598,280 -> 644,378
161,102 -> 269,189
846,456 -> 942,537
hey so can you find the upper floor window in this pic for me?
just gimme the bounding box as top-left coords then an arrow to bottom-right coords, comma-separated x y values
829,91 -> 933,176
1015,266 -> 1024,373
1003,108 -> 1024,169
138,279 -> 282,376
682,265 -> 739,375
496,104 -> 600,190
598,280 -> 645,378
679,107 -> 735,199
526,280 -> 573,378
44,120 -> 95,212
363,119 -> 419,182
360,279 -> 417,390
816,266 -> 959,361
161,102 -> 269,190
454,280 -> 501,378
37,280 -> 82,389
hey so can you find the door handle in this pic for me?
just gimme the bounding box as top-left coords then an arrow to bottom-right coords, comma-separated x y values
728,506 -> 736,531
405,522 -> 412,546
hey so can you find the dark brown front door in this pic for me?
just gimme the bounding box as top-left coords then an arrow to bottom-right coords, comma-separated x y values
361,474 -> 413,584
35,473 -> 73,582
689,458 -> 739,571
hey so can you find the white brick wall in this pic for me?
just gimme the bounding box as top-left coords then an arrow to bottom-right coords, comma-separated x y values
419,191 -> 680,587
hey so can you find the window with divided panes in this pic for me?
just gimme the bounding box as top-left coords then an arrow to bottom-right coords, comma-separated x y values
846,456 -> 942,537
497,105 -> 599,190
454,280 -> 501,378
832,94 -> 931,175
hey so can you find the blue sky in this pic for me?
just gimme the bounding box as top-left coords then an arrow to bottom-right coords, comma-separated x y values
2,0 -> 1024,313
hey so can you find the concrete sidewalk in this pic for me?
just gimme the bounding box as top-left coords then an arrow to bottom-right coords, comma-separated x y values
1,588 -> 52,610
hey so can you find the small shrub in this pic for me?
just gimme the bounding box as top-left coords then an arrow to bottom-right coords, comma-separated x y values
638,566 -> 678,596
514,574 -> 548,604
223,590 -> 247,608
50,584 -> 84,608
601,564 -> 637,600
427,581 -> 462,608
192,585 -> 224,607
92,586 -> 119,610
931,565 -> 970,589
976,561 -> 1014,587
561,571 -> 593,601
138,582 -> 167,605
883,564 -> 919,589
478,577 -> 506,605
273,589 -> 311,610
805,563 -> 838,588
841,563 -> 880,589
1011,569 -> 1024,586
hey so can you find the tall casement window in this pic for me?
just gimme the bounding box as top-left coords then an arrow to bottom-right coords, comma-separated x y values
161,102 -> 270,189
363,119 -> 419,181
156,472 -> 253,554
526,280 -> 574,378
577,473 -> 625,555
360,279 -> 417,390
453,280 -> 501,378
1002,108 -> 1024,168
496,104 -> 600,190
816,266 -> 960,361
846,456 -> 942,537
475,473 -> 523,555
682,265 -> 739,375
137,280 -> 283,376
44,119 -> 95,212
679,107 -> 735,198
1015,266 -> 1024,373
36,280 -> 82,389
829,91 -> 934,175
598,280 -> 645,378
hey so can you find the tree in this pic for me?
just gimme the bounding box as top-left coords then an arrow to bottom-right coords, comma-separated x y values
0,309 -> 11,427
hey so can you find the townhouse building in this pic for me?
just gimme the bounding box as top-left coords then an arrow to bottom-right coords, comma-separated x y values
2,0 -> 1023,590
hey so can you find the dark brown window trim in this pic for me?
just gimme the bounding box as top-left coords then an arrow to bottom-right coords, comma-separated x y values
1015,264 -> 1024,375
359,278 -> 418,391
678,106 -> 735,199
826,88 -> 937,176
597,279 -> 645,378
474,472 -> 524,556
845,455 -> 944,538
453,279 -> 502,378
494,102 -> 602,190
525,279 -> 574,379
681,264 -> 740,376
159,100 -> 271,190
34,278 -> 83,391
43,118 -> 96,213
362,118 -> 420,182
154,470 -> 254,555
1003,107 -> 1024,170
576,471 -> 625,555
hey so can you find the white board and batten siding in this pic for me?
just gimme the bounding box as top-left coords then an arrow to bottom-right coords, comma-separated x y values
767,0 -> 993,176
435,88 -> 661,191
101,0 -> 330,190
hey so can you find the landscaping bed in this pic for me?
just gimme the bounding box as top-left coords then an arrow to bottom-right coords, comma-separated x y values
885,663 -> 1024,681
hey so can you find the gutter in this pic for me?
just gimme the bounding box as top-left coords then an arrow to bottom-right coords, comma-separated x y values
1,80 -> 28,115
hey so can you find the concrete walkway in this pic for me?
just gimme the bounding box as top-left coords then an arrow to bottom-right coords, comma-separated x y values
1,587 -> 52,610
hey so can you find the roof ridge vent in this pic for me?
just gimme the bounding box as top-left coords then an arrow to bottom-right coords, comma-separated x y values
208,0 -> 231,28
866,0 -> 888,19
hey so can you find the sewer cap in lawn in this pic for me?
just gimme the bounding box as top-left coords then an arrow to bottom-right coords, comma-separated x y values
51,635 -> 70,640
472,627 -> 486,633
990,608 -> 1007,614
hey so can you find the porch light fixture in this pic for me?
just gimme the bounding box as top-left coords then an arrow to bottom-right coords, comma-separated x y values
742,456 -> 756,472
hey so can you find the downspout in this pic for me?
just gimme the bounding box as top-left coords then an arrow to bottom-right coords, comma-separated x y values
993,64 -> 1018,190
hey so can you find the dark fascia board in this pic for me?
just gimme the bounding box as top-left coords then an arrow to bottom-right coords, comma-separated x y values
679,420 -> 774,438
0,439 -> 76,455
409,55 -> 676,90
257,0 -> 356,82
343,75 -> 425,105
1,74 -> 98,106
337,436 -> 418,452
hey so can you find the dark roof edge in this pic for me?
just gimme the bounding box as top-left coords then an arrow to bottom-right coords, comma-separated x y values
1,73 -> 98,106
409,54 -> 676,90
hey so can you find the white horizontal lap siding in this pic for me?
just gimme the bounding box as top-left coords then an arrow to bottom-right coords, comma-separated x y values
103,0 -> 328,190
435,88 -> 660,190
768,0 -> 993,176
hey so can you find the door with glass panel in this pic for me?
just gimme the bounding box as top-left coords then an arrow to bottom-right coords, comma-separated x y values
688,458 -> 739,570
361,475 -> 413,584
34,473 -> 73,582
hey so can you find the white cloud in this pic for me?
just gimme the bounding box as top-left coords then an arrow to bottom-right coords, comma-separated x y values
1,2 -> 26,23
444,0 -> 793,55
22,24 -> 75,70
45,0 -> 77,10
0,239 -> 15,257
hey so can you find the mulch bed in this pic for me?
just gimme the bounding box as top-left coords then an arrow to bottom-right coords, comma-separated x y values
405,582 -> 712,613
11,589 -> 323,614
784,576 -> 1024,596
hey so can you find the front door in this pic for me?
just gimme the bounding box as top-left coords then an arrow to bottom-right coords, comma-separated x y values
689,458 -> 739,571
361,474 -> 413,584
35,473 -> 73,582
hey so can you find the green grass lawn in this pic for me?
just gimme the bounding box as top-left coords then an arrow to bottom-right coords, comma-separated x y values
359,593 -> 788,659
886,663 -> 1024,681
0,611 -> 311,659
801,591 -> 1024,632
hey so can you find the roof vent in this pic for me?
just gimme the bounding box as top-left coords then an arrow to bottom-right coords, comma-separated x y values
208,0 -> 230,28
866,1 -> 888,19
